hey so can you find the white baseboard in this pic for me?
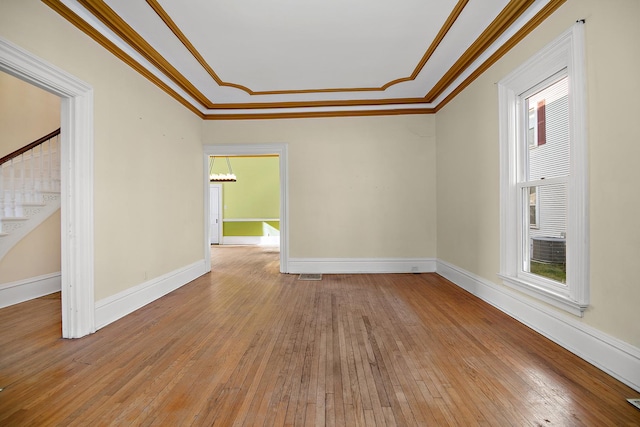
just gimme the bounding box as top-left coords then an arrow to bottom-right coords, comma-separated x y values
221,236 -> 280,246
288,257 -> 436,274
436,259 -> 640,393
95,260 -> 208,330
0,272 -> 61,308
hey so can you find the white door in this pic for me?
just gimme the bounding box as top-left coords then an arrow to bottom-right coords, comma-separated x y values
210,184 -> 221,244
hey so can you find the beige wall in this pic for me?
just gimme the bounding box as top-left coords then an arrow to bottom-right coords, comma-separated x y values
0,0 -> 205,300
0,71 -> 61,284
0,71 -> 60,155
203,115 -> 437,258
436,0 -> 640,347
0,210 -> 61,283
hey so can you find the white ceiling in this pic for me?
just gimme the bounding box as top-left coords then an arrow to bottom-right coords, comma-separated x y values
49,0 -> 563,118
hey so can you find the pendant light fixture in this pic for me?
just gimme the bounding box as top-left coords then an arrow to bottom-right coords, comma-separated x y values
209,156 -> 237,182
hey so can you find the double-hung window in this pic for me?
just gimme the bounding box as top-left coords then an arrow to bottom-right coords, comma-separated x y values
498,23 -> 588,316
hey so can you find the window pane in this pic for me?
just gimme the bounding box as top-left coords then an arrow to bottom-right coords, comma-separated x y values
529,186 -> 538,228
526,77 -> 569,181
523,182 -> 567,284
527,107 -> 536,147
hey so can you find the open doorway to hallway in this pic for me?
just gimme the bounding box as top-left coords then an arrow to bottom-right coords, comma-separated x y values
209,155 -> 281,250
0,71 -> 62,315
1,37 -> 95,338
204,144 -> 289,273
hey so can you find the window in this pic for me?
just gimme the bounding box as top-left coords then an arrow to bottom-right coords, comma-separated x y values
498,23 -> 588,316
524,76 -> 568,283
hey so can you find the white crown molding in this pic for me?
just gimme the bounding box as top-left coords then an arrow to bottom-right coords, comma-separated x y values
436,259 -> 640,393
95,259 -> 208,330
288,257 -> 436,274
0,36 -> 95,339
0,272 -> 61,309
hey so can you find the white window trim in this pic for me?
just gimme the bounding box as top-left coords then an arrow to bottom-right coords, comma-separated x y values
498,23 -> 588,317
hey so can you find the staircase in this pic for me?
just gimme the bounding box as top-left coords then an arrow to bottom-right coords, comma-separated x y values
0,129 -> 61,261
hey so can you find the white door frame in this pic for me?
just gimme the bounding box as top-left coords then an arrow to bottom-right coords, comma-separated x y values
0,37 -> 95,338
209,183 -> 222,245
203,144 -> 289,273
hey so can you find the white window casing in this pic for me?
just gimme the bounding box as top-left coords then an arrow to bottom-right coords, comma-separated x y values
498,23 -> 588,316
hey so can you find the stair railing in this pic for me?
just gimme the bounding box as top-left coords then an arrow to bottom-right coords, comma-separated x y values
0,128 -> 61,219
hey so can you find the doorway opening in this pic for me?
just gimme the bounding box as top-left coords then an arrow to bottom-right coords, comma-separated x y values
209,182 -> 222,245
203,145 -> 288,273
0,37 -> 95,338
0,71 -> 61,314
209,155 -> 280,247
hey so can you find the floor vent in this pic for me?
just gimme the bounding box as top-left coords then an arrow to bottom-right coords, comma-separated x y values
298,273 -> 322,281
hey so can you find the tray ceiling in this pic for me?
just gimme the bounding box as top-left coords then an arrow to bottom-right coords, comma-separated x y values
45,0 -> 565,118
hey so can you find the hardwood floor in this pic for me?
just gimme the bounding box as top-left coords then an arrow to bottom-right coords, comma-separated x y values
1,245 -> 638,426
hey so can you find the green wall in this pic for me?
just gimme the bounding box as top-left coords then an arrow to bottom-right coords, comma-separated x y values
211,156 -> 280,236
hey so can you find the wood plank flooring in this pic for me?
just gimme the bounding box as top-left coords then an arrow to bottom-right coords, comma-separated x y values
1,245 -> 639,426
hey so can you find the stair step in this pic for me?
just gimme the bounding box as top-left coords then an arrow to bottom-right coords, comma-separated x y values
0,217 -> 28,234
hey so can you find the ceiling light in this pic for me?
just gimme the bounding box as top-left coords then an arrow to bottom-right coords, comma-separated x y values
209,156 -> 237,182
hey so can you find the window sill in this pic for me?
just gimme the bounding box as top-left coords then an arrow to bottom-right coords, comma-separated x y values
498,274 -> 588,317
